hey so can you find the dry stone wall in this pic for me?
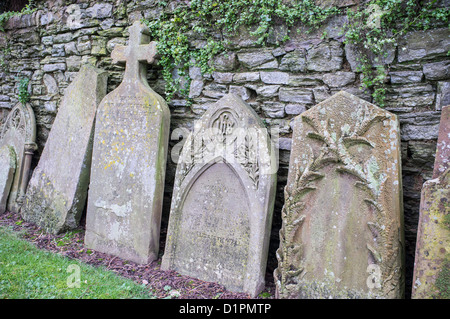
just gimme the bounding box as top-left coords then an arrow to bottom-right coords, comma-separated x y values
0,0 -> 449,297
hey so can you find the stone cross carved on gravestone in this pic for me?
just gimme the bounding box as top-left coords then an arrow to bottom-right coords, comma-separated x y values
111,21 -> 157,83
85,21 -> 170,265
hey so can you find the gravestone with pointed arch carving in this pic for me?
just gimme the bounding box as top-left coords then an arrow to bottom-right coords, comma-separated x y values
85,21 -> 170,264
274,91 -> 404,299
161,93 -> 277,297
0,102 -> 36,214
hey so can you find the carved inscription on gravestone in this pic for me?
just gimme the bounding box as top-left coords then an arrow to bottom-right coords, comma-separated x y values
85,21 -> 170,264
162,94 -> 277,297
274,91 -> 404,299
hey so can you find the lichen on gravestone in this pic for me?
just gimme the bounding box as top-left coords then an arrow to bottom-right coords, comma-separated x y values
84,21 -> 171,265
274,91 -> 404,299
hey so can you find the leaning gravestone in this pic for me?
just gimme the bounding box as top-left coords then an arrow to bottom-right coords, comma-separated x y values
274,91 -> 404,299
0,145 -> 16,213
161,93 -> 277,297
21,65 -> 107,234
0,102 -> 37,213
412,105 -> 449,299
85,21 -> 171,264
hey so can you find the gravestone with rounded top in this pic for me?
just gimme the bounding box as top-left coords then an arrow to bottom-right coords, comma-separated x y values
84,21 -> 170,265
21,64 -> 108,234
274,91 -> 404,299
161,93 -> 277,297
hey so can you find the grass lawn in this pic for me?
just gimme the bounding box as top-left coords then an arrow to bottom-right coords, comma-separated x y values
0,226 -> 155,299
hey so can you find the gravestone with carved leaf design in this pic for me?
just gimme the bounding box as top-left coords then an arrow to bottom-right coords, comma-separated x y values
84,21 -> 170,264
161,93 -> 277,297
274,91 -> 404,299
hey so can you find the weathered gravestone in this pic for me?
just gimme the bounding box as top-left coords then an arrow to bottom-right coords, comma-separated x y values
0,102 -> 36,213
274,91 -> 404,299
412,105 -> 449,299
0,145 -> 16,213
85,21 -> 171,264
21,65 -> 108,234
161,93 -> 277,297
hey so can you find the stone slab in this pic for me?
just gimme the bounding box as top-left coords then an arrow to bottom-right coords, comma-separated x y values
274,91 -> 404,299
21,64 -> 108,234
0,145 -> 16,214
85,21 -> 171,265
161,93 -> 277,297
0,102 -> 36,213
433,105 -> 449,179
411,168 -> 449,299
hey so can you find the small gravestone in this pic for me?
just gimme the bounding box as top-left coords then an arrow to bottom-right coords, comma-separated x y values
84,21 -> 171,264
0,102 -> 37,213
21,65 -> 108,234
274,91 -> 404,299
161,93 -> 277,297
412,105 -> 450,299
0,145 -> 16,214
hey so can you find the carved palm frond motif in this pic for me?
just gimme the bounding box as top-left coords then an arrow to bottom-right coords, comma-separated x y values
275,98 -> 402,299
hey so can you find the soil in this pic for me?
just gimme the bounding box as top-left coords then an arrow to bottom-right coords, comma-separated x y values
0,211 -> 275,299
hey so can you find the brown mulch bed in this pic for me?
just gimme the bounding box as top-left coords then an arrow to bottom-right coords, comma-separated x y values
0,211 -> 275,299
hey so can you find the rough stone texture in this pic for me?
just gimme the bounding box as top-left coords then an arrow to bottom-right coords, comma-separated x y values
161,94 -> 277,297
411,168 -> 449,299
306,41 -> 343,72
275,91 -> 404,299
0,145 -> 16,214
411,105 -> 449,299
432,105 -> 450,178
21,65 -> 107,234
398,28 -> 450,63
85,21 -> 171,265
422,60 -> 450,81
0,103 -> 36,213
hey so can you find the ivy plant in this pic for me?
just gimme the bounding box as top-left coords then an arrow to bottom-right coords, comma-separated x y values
143,0 -> 449,107
142,0 -> 338,102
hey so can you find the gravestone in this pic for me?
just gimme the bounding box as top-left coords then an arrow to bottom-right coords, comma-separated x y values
0,145 -> 16,214
274,91 -> 404,299
412,105 -> 449,299
432,105 -> 449,179
84,21 -> 171,264
0,102 -> 36,213
21,65 -> 108,234
161,93 -> 277,297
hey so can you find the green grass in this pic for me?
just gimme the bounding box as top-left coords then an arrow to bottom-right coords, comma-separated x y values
0,226 -> 155,299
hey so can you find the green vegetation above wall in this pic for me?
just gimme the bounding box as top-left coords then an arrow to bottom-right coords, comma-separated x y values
142,0 -> 449,105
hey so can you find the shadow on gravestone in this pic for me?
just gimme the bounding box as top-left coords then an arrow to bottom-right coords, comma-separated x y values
412,105 -> 450,299
0,102 -> 36,214
21,64 -> 108,234
274,91 -> 404,299
84,21 -> 171,265
161,93 -> 278,297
